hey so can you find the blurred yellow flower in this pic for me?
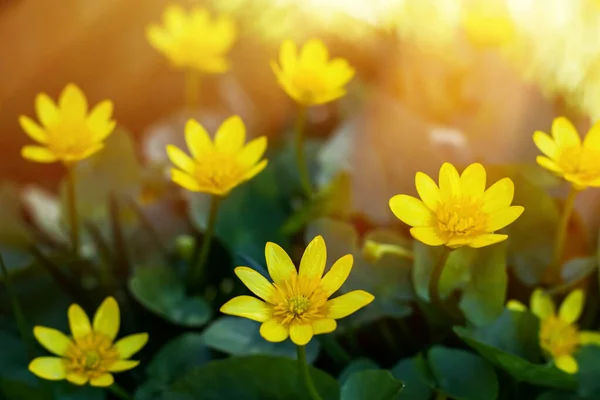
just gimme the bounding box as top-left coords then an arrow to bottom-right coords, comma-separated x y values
271,39 -> 355,106
508,289 -> 600,374
29,297 -> 148,387
146,5 -> 236,74
166,116 -> 268,196
461,5 -> 516,48
220,235 -> 374,345
533,117 -> 600,189
389,163 -> 524,248
19,84 -> 116,164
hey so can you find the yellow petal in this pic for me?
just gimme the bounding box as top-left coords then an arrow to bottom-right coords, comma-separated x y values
551,117 -> 581,148
28,357 -> 66,381
460,163 -> 486,199
212,16 -> 237,51
19,116 -> 48,144
33,326 -> 72,356
234,266 -> 276,303
558,289 -> 584,324
312,319 -> 337,335
290,322 -> 314,346
63,143 -> 105,164
533,131 -> 558,158
271,61 -> 302,102
579,331 -> 600,346
536,156 -> 563,173
35,93 -> 60,127
554,355 -> 578,374
114,333 -> 149,359
265,242 -> 297,285
319,254 -> 353,297
415,172 -> 441,212
389,195 -> 433,227
530,289 -> 555,320
87,100 -> 114,131
410,227 -> 445,246
108,360 -> 140,372
66,373 -> 88,386
439,162 -> 462,200
326,290 -> 374,319
220,296 -> 273,322
507,300 -> 527,311
238,136 -> 267,169
214,115 -> 246,154
164,4 -> 185,31
242,159 -> 268,182
482,178 -> 514,214
185,119 -> 213,159
467,233 -> 508,248
21,146 -> 57,163
279,40 -> 297,72
299,235 -> 327,285
583,120 -> 600,150
171,169 -> 201,192
300,39 -> 328,67
91,120 -> 116,143
90,373 -> 114,387
259,319 -> 289,342
59,84 -> 88,120
166,145 -> 196,174
326,59 -> 355,88
68,304 -> 92,341
93,296 -> 120,341
146,25 -> 170,51
312,89 -> 347,106
486,206 -> 524,231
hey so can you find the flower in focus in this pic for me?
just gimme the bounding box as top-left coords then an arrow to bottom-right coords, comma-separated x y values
533,117 -> 600,189
389,163 -> 524,248
507,289 -> 600,374
220,235 -> 374,345
271,39 -> 355,106
146,5 -> 236,74
19,84 -> 116,164
29,297 -> 148,387
166,116 -> 268,196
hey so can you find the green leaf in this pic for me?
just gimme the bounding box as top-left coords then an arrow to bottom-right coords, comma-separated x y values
340,370 -> 404,400
338,359 -> 380,385
561,257 -> 596,284
536,392 -> 582,400
168,355 -> 340,400
575,345 -> 600,399
0,182 -> 34,274
427,346 -> 498,400
129,265 -> 211,327
203,317 -> 320,363
391,357 -> 434,400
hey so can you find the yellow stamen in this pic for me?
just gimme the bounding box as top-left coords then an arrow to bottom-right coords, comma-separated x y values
272,277 -> 327,325
539,316 -> 580,358
436,197 -> 487,240
64,333 -> 119,379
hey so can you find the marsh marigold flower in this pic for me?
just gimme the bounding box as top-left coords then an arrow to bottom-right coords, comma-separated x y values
508,289 -> 600,374
389,162 -> 524,248
146,5 -> 236,74
220,235 -> 374,345
271,39 -> 355,106
19,84 -> 116,164
29,297 -> 148,387
533,117 -> 600,189
166,116 -> 267,196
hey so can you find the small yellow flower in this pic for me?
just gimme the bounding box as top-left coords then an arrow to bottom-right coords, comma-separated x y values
270,39 -> 355,106
507,289 -> 600,374
146,5 -> 236,74
389,163 -> 524,248
220,235 -> 374,345
166,116 -> 268,196
19,84 -> 116,164
533,117 -> 600,189
461,4 -> 515,48
29,297 -> 148,387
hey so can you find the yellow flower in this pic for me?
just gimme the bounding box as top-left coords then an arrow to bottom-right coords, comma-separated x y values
389,163 -> 524,248
19,84 -> 116,164
461,5 -> 516,48
146,5 -> 236,74
533,117 -> 600,189
166,116 -> 268,196
29,297 -> 148,387
220,235 -> 374,345
271,39 -> 355,106
507,289 -> 600,374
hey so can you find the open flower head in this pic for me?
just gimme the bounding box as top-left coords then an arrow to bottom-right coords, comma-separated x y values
220,235 -> 374,346
19,84 -> 116,164
166,116 -> 268,196
147,5 -> 236,74
534,117 -> 600,189
507,289 -> 600,374
29,297 -> 148,387
271,39 -> 355,106
389,162 -> 524,248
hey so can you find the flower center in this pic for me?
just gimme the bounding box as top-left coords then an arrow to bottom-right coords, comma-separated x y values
539,316 -> 580,358
435,197 -> 487,239
292,68 -> 327,103
47,120 -> 96,158
272,277 -> 328,325
288,295 -> 311,315
64,333 -> 119,379
194,152 -> 245,192
557,146 -> 600,181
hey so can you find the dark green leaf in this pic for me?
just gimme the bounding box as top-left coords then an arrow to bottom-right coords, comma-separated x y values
391,357 -> 434,400
338,359 -> 380,385
0,183 -> 34,274
146,333 -> 212,382
575,345 -> 600,399
536,392 -> 581,400
341,370 -> 403,400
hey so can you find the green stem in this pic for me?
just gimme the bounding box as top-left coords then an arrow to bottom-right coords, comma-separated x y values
428,247 -> 452,313
108,383 -> 133,400
185,69 -> 200,109
548,185 -> 579,283
297,345 -> 323,400
66,165 -> 80,255
294,106 -> 313,197
188,196 -> 221,291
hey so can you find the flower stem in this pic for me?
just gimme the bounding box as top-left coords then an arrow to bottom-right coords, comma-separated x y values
185,69 -> 200,109
547,185 -> 579,283
428,246 -> 452,313
188,195 -> 221,291
66,164 -> 80,255
108,383 -> 133,400
297,345 -> 323,400
294,106 -> 313,197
